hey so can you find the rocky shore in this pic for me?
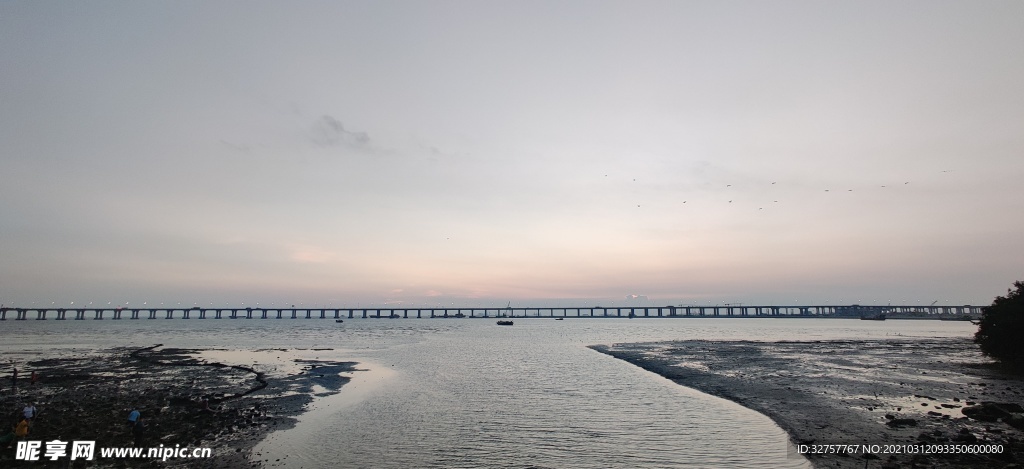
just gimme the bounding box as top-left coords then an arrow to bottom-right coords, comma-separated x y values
2,345 -> 358,468
591,338 -> 1024,469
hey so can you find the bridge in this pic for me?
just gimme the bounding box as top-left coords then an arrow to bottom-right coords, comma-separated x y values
0,304 -> 983,321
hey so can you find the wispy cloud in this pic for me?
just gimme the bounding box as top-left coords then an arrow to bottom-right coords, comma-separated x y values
310,115 -> 369,148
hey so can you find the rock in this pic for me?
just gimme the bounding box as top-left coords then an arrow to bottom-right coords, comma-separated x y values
962,402 -> 1024,422
1005,414 -> 1024,430
952,430 -> 978,443
886,418 -> 918,428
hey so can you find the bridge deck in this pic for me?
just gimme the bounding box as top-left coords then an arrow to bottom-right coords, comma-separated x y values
0,305 -> 982,320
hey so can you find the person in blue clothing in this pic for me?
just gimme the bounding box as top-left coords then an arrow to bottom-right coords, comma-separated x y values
126,407 -> 140,429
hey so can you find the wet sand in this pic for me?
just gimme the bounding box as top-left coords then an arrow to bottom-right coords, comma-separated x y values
1,345 -> 357,468
592,338 -> 1024,469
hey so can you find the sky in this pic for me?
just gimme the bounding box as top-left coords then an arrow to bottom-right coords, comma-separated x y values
2,1 -> 1022,309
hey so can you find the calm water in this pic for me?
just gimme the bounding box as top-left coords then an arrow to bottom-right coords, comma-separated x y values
0,317 -> 976,468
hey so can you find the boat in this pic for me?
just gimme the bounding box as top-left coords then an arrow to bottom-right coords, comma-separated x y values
496,320 -> 514,326
335,319 -> 344,323
860,314 -> 886,321
555,318 -> 564,321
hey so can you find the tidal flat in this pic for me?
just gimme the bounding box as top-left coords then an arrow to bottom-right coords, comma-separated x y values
592,338 -> 1024,469
1,345 -> 358,468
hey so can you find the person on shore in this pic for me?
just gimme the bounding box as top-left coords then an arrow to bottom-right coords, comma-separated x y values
131,417 -> 146,447
10,367 -> 17,389
22,402 -> 37,425
30,371 -> 37,386
127,407 -> 140,429
15,418 -> 29,440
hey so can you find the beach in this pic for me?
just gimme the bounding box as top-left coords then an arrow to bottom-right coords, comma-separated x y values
1,345 -> 358,468
592,337 -> 1024,468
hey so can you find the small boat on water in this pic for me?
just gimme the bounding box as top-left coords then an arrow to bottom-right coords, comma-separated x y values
860,314 -> 886,321
496,320 -> 514,326
335,319 -> 344,323
555,318 -> 564,321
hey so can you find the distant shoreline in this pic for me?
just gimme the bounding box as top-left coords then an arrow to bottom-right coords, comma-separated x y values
591,338 -> 1024,469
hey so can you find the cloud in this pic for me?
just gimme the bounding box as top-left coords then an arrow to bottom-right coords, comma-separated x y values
311,115 -> 370,147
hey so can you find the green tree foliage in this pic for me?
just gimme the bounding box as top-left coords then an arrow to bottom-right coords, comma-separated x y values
975,281 -> 1024,368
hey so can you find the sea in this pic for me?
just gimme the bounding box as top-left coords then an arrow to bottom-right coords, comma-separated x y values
0,317 -> 977,468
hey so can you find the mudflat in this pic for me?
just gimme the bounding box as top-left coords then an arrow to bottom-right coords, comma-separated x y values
2,345 -> 357,468
592,338 -> 1024,469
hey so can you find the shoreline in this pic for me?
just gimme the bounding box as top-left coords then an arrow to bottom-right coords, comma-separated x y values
2,345 -> 358,468
591,338 -> 1024,469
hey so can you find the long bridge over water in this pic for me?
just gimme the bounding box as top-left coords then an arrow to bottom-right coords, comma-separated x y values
0,304 -> 982,321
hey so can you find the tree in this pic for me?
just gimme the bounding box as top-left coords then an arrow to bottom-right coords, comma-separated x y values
975,281 -> 1024,369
